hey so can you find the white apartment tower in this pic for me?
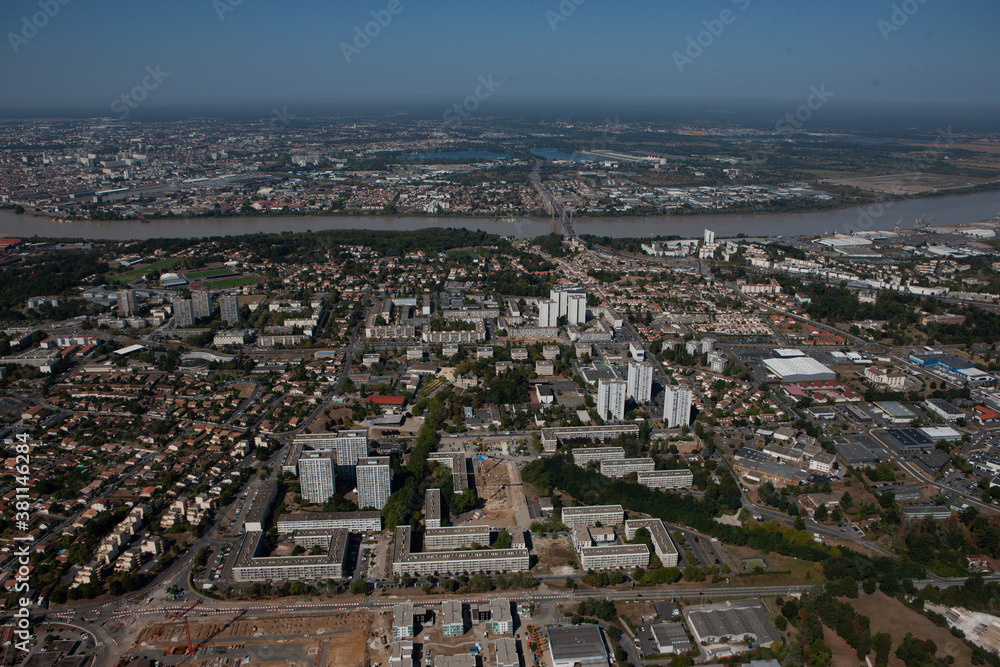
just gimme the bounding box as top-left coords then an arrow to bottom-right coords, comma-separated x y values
357,456 -> 391,510
704,229 -> 716,244
334,430 -> 369,481
117,290 -> 137,317
538,299 -> 559,328
663,385 -> 692,428
597,379 -> 627,421
219,295 -> 240,325
566,293 -> 587,325
173,299 -> 195,327
626,361 -> 654,403
298,451 -> 336,504
192,291 -> 212,321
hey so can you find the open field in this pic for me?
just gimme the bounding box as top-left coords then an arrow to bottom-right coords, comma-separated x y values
200,276 -> 262,289
117,257 -> 183,283
183,267 -> 235,280
847,592 -> 973,666
825,171 -> 997,195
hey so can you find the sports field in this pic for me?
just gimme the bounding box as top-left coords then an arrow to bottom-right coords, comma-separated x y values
117,258 -> 183,283
200,276 -> 261,289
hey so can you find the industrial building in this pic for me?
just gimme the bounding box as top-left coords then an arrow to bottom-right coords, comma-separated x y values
874,401 -> 918,424
683,600 -> 779,649
761,356 -> 836,382
547,625 -> 610,667
650,623 -> 692,654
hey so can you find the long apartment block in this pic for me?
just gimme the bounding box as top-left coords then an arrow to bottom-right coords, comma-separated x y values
572,446 -> 626,466
276,511 -> 382,533
625,518 -> 679,567
392,526 -> 529,577
600,457 -> 655,478
637,469 -> 694,490
561,504 -> 625,528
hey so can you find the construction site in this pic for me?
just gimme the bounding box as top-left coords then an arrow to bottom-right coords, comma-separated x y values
124,604 -> 384,667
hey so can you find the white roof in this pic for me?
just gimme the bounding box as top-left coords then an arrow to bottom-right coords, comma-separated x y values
773,348 -> 806,358
762,356 -> 834,379
919,427 -> 961,440
113,344 -> 146,356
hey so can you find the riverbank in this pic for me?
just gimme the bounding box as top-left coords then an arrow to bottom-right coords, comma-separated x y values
1,189 -> 999,241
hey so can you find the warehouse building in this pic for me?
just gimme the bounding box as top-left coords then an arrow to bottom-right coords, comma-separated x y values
761,356 -> 836,383
651,623 -> 692,654
547,625 -> 610,667
874,401 -> 917,424
924,398 -> 965,421
684,600 -> 779,648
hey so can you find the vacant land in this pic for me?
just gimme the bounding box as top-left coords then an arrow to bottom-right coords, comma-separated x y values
847,592 -> 973,666
138,610 -> 376,667
826,172 -> 994,195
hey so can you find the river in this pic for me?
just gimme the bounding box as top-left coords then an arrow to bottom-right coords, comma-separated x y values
2,191 -> 999,241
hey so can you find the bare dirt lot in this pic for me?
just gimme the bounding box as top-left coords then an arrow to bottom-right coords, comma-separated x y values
233,383 -> 257,399
136,611 -> 382,667
846,592 -> 973,667
532,535 -> 578,575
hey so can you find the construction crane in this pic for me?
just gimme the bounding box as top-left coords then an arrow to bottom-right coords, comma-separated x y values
177,599 -> 203,656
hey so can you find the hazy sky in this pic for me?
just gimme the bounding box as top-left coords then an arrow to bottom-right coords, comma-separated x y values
1,0 -> 997,111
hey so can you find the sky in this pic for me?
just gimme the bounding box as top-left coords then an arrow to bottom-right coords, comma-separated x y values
1,0 -> 998,113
